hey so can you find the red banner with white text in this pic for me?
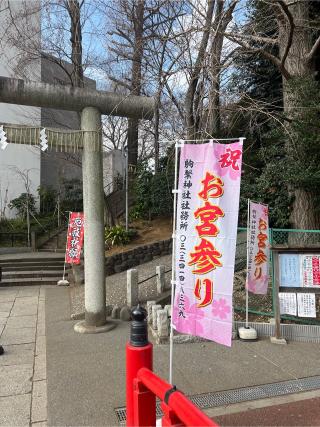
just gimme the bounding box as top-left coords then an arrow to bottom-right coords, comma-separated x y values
65,212 -> 84,264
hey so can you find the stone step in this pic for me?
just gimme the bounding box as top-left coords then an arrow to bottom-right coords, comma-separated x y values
2,270 -> 68,279
0,277 -> 63,287
38,249 -> 66,253
1,265 -> 66,272
0,259 -> 66,267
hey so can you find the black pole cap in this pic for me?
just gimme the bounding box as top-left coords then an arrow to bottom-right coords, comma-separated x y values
130,305 -> 148,347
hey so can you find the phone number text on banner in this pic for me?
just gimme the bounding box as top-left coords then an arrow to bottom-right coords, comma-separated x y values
172,141 -> 243,346
247,201 -> 269,295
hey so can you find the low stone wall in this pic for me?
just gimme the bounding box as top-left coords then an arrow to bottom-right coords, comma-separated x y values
105,239 -> 172,276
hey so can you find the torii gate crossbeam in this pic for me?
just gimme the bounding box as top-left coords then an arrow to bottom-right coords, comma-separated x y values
0,76 -> 154,333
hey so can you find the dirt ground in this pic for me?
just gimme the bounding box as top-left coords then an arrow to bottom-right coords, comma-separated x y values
105,216 -> 172,256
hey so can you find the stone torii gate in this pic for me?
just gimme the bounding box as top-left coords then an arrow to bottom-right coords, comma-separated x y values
0,76 -> 154,333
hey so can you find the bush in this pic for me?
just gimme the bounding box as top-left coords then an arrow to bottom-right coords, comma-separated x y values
8,193 -> 37,219
105,225 -> 137,248
37,186 -> 57,214
132,153 -> 174,220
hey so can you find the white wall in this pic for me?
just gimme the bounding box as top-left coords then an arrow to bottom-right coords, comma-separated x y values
0,0 -> 41,218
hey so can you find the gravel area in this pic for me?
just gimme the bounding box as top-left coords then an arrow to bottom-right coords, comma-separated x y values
70,254 -> 172,318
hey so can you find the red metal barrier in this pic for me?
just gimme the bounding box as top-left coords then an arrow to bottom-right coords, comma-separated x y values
126,306 -> 218,427
135,368 -> 217,427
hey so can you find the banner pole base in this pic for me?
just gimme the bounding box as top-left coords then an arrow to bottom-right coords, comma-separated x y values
238,326 -> 258,341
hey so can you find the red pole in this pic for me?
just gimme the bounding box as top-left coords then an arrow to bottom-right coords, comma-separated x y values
126,306 -> 155,427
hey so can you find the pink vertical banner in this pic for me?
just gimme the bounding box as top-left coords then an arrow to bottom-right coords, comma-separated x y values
172,140 -> 243,347
246,202 -> 269,294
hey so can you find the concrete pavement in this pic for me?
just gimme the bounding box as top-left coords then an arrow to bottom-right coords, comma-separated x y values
1,283 -> 320,426
46,287 -> 320,426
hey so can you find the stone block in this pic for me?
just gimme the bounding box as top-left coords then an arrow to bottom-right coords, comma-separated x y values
127,269 -> 139,308
152,305 -> 162,330
157,310 -> 169,338
156,265 -> 166,295
147,301 -> 156,324
111,305 -> 120,319
120,306 -> 132,321
164,305 -> 172,318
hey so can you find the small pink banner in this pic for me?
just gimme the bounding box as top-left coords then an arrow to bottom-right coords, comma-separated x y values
172,141 -> 243,347
65,212 -> 84,265
246,201 -> 269,294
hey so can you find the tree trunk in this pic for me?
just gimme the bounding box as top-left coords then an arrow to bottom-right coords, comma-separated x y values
66,0 -> 84,88
278,0 -> 320,230
184,0 -> 215,140
127,0 -> 145,167
154,93 -> 160,172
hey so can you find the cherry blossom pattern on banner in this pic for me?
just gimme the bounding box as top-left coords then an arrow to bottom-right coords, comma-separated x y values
173,294 -> 205,335
214,141 -> 242,180
212,297 -> 231,320
247,275 -> 269,293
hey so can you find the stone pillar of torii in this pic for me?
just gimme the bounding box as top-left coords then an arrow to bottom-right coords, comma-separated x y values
0,76 -> 154,333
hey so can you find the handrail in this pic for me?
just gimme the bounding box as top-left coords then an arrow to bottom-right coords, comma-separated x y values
137,367 -> 217,427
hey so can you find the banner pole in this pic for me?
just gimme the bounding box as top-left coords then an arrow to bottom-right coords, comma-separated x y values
169,140 -> 180,384
246,199 -> 250,328
62,211 -> 71,281
57,211 -> 72,287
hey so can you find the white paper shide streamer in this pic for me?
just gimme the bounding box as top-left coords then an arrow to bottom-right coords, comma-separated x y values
0,125 -> 8,150
40,128 -> 48,151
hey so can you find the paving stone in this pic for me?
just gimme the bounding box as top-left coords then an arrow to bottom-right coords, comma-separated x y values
36,335 -> 46,356
31,422 -> 47,427
14,296 -> 38,304
6,315 -> 37,329
0,302 -> 14,312
0,393 -> 31,426
34,353 -> 46,381
0,324 -> 4,336
0,364 -> 33,397
31,380 -> 47,423
0,343 -> 34,367
0,311 -> 10,318
0,294 -> 16,302
36,321 -> 46,337
39,287 -> 46,299
17,288 -> 40,298
1,327 -> 36,345
11,302 -> 38,317
0,289 -> 18,297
